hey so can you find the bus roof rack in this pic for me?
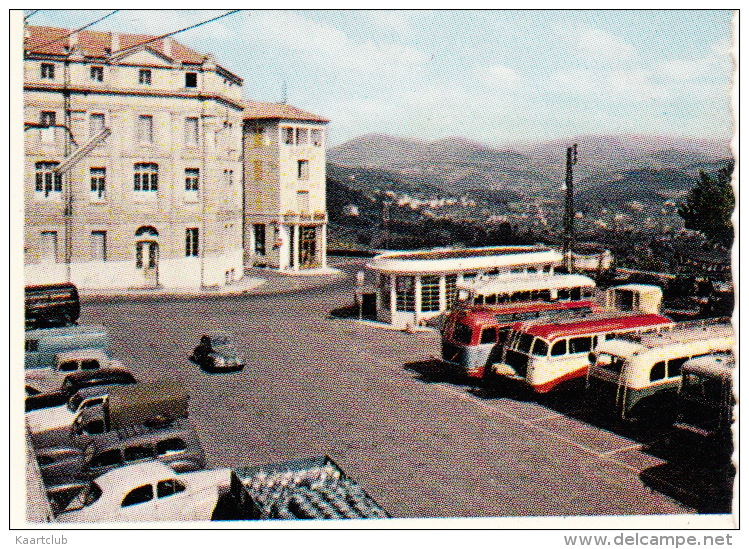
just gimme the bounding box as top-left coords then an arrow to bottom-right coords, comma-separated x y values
615,318 -> 732,347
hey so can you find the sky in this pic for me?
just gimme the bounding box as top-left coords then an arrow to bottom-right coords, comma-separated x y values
23,9 -> 735,147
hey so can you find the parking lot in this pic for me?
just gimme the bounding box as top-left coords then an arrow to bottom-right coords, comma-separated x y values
80,258 -> 731,518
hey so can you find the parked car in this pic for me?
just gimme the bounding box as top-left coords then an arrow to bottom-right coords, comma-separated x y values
25,325 -> 109,370
51,461 -> 221,522
25,348 -> 125,394
38,417 -> 206,487
190,332 -> 244,372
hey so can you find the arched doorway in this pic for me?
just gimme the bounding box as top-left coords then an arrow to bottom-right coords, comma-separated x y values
135,226 -> 159,287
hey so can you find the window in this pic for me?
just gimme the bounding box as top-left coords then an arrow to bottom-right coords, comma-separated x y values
485,294 -> 497,305
462,272 -> 477,283
282,127 -> 294,145
138,69 -> 151,85
532,338 -> 549,356
297,190 -> 310,212
80,359 -> 99,370
88,449 -> 123,469
667,356 -> 689,378
558,289 -> 570,301
157,479 -> 186,498
517,333 -> 535,354
121,484 -> 153,507
25,340 -> 39,352
421,275 -> 440,312
251,126 -> 264,147
134,163 -> 158,192
571,287 -> 582,301
569,336 -> 593,354
445,274 -> 458,308
185,117 -> 199,146
650,361 -> 666,382
381,274 -> 391,310
90,168 -> 106,200
156,438 -> 187,456
40,111 -> 56,127
253,160 -> 263,181
452,324 -> 473,345
185,72 -> 197,88
35,162 -> 62,197
185,168 -> 199,192
480,327 -> 498,344
91,231 -> 107,261
253,224 -> 266,256
311,128 -> 323,146
296,128 -> 309,145
137,115 -> 153,143
224,169 -> 234,185
395,275 -> 415,312
124,445 -> 156,462
89,113 -> 105,136
59,361 -> 78,372
41,63 -> 55,79
551,339 -> 567,356
297,160 -> 309,180
39,231 -> 57,263
186,228 -> 199,257
90,66 -> 103,82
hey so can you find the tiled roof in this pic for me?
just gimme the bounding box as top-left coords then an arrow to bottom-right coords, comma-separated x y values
24,25 -> 205,64
243,101 -> 329,123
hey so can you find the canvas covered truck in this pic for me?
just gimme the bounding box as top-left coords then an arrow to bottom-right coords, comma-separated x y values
30,379 -> 189,451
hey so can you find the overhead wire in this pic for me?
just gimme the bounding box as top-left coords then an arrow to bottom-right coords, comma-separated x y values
31,10 -> 121,49
24,10 -> 40,21
110,10 -> 242,56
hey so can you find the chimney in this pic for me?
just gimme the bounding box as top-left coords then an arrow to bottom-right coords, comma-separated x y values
111,32 -> 120,53
163,37 -> 172,58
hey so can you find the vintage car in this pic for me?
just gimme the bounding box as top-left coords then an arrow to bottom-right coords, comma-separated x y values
52,461 -> 222,522
25,348 -> 126,394
190,332 -> 244,372
38,418 -> 206,487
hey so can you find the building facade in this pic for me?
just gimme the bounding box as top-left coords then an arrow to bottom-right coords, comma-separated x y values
24,26 -> 244,289
243,102 -> 329,271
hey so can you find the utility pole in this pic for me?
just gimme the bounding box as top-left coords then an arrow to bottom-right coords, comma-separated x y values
562,143 -> 578,272
382,200 -> 390,250
63,52 -> 73,282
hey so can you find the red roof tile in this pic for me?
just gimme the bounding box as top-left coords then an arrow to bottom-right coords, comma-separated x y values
24,26 -> 204,64
243,101 -> 329,123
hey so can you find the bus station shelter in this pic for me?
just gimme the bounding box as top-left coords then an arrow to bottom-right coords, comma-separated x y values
366,246 -> 563,328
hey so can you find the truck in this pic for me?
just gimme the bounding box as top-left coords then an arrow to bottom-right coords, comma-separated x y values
25,325 -> 110,370
25,348 -> 125,395
25,283 -> 80,329
30,379 -> 189,451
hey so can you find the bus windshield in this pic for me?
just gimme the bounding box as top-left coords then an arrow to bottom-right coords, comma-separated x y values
452,323 -> 473,345
517,333 -> 535,354
596,353 -> 626,375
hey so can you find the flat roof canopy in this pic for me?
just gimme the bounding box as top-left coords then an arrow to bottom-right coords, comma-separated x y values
367,246 -> 563,275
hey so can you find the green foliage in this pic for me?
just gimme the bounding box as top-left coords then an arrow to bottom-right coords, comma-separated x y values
678,162 -> 735,248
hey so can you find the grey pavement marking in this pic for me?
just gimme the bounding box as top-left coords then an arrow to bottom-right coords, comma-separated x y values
529,412 -> 565,423
599,442 -> 645,456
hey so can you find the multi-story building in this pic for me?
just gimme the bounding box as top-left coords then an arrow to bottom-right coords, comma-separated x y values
24,26 -> 244,289
243,101 -> 329,271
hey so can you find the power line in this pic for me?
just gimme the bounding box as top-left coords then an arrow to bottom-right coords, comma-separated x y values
111,10 -> 242,56
31,10 -> 120,50
24,10 -> 40,21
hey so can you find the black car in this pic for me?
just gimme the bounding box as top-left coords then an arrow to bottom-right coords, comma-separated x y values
190,332 -> 244,372
26,369 -> 138,412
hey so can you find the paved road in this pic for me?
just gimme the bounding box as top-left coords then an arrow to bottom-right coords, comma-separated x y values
81,258 -> 725,518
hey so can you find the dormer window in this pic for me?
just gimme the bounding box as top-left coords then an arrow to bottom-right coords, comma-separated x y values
41,63 -> 55,79
90,66 -> 104,82
138,69 -> 152,85
185,72 -> 197,88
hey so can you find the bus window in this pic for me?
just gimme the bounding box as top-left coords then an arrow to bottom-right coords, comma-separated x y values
517,291 -> 531,302
497,328 -> 510,345
497,294 -> 508,304
517,333 -> 534,354
596,353 -> 625,374
452,324 -> 473,345
485,294 -> 497,305
551,339 -> 567,356
605,333 -> 616,340
475,295 -> 484,305
531,338 -> 549,356
510,267 -> 523,274
582,287 -> 595,298
480,327 -> 498,344
570,287 -> 582,301
542,265 -> 552,274
537,290 -> 551,302
667,356 -> 689,378
558,289 -> 570,301
649,361 -> 666,382
462,272 -> 477,282
527,267 -> 537,274
569,336 -> 592,354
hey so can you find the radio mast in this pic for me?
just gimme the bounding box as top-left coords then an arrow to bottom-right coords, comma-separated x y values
562,143 -> 578,271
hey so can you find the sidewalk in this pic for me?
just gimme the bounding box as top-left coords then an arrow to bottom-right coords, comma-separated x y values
79,264 -> 349,302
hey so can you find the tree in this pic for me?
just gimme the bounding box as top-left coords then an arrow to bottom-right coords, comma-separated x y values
678,161 -> 735,249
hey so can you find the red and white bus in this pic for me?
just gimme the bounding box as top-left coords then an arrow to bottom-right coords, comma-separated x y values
441,300 -> 598,379
491,311 -> 674,393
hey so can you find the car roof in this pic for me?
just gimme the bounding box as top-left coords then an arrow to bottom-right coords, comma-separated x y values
56,349 -> 109,361
88,418 -> 196,450
64,368 -> 135,386
95,460 -> 178,489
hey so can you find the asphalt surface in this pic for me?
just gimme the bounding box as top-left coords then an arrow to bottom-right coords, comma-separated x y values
80,258 -> 731,518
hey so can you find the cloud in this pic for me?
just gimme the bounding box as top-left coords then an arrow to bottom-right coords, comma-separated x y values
363,11 -> 412,36
476,64 -> 522,86
657,42 -> 732,82
242,11 -> 429,74
554,24 -> 637,63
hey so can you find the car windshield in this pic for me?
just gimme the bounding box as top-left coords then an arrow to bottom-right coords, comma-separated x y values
83,482 -> 102,507
68,394 -> 83,412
